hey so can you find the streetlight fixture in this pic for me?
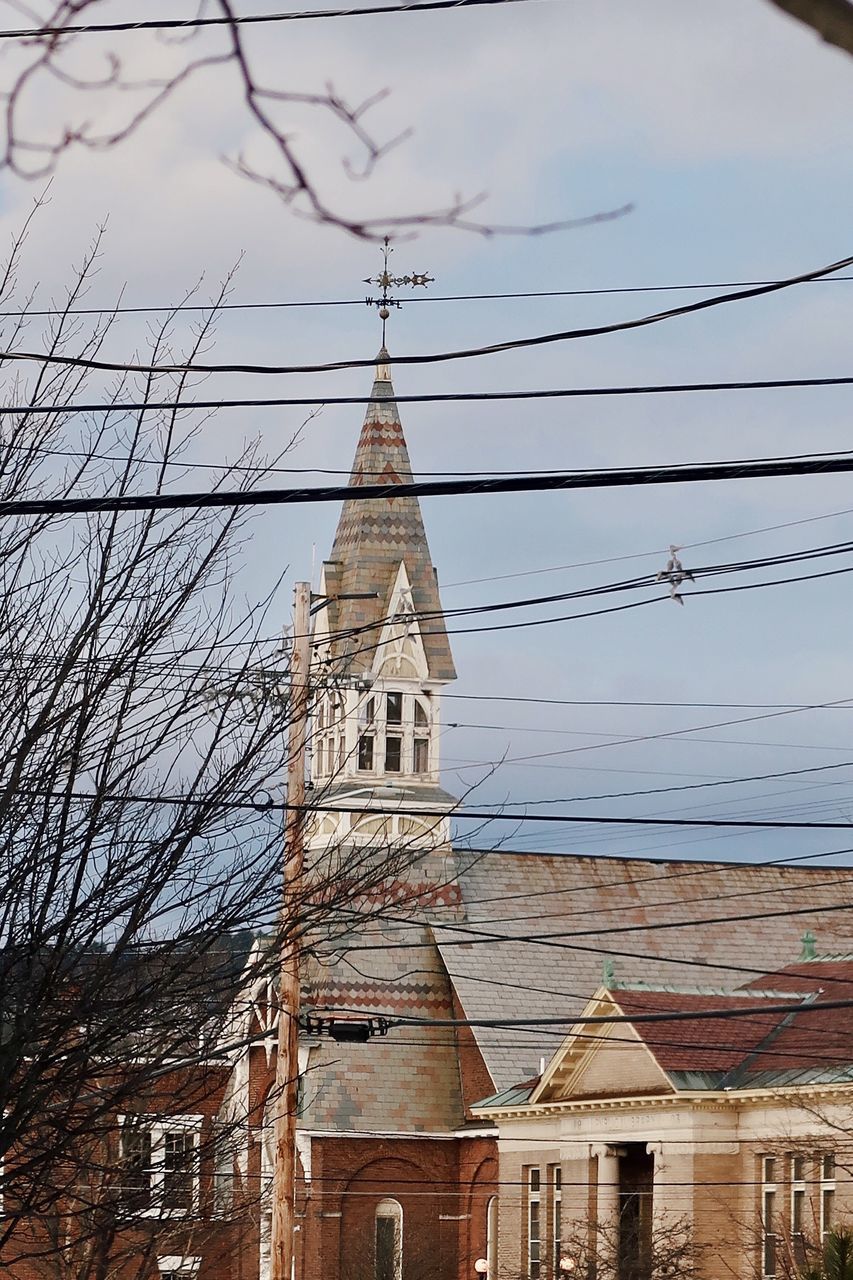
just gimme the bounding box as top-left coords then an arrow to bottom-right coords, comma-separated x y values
559,1258 -> 576,1274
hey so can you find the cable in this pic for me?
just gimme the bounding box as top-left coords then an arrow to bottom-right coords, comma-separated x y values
384,992 -> 853,1030
2,252 -> 850,377
338,895 -> 853,957
10,272 -> 853,319
442,504 -> 853,589
8,373 -> 853,419
7,449 -> 853,517
0,0 -> 558,38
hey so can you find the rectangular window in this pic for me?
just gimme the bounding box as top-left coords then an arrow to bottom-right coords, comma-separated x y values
163,1132 -> 194,1211
385,736 -> 402,773
413,737 -> 429,773
552,1166 -> 562,1275
120,1118 -> 200,1218
358,735 -> 374,770
122,1127 -> 152,1213
528,1167 -> 541,1280
821,1153 -> 836,1240
212,1125 -> 234,1218
386,692 -> 403,724
763,1191 -> 776,1277
358,696 -> 375,726
790,1154 -> 806,1246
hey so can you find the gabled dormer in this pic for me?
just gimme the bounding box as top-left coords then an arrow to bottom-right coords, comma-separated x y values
308,349 -> 456,855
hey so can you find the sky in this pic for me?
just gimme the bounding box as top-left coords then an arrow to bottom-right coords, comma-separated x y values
3,0 -> 853,867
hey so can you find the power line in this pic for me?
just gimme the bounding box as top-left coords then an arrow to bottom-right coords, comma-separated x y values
3,253 -> 850,378
7,373 -> 853,420
13,782 -> 853,831
7,449 -> 853,518
0,0 -> 552,39
10,272 -> 853,319
386,992 -> 853,1030
442,504 -> 853,589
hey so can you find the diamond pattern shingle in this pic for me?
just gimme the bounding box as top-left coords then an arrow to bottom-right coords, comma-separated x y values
319,350 -> 455,681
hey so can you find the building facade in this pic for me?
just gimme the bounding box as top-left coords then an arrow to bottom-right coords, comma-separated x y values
474,954 -> 853,1280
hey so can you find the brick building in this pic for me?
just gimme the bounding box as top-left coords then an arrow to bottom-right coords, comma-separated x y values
10,349 -> 853,1280
473,951 -> 853,1280
224,349 -> 853,1280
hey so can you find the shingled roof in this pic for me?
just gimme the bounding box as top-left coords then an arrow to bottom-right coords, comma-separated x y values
437,851 -> 853,1091
318,349 -> 455,680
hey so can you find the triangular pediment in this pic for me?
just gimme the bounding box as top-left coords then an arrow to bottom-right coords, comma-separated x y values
530,989 -> 675,1104
374,561 -> 429,680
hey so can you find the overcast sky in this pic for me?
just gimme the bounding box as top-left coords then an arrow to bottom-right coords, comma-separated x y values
4,0 -> 853,868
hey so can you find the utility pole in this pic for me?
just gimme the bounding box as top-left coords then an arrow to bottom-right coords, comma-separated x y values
271,579 -> 311,1280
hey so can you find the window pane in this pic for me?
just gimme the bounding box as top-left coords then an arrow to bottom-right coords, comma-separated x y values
763,1234 -> 776,1278
529,1168 -> 540,1192
358,735 -> 374,770
823,1188 -> 834,1234
413,738 -> 428,773
793,1189 -> 804,1233
385,736 -> 402,772
763,1157 -> 776,1183
122,1127 -> 152,1212
763,1190 -> 775,1229
163,1131 -> 194,1211
375,1202 -> 401,1280
414,702 -> 428,728
386,692 -> 403,724
359,697 -> 375,726
554,1167 -> 561,1191
823,1154 -> 836,1180
792,1156 -> 806,1181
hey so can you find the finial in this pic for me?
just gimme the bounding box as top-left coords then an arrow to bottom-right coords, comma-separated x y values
364,235 -> 434,346
800,930 -> 817,961
602,957 -> 615,987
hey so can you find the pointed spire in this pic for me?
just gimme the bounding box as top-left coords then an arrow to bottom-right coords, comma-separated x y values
320,350 -> 455,681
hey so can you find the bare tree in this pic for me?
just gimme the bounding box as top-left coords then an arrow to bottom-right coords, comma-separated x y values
763,2 -> 853,59
0,211 -> 481,1276
0,1 -> 630,239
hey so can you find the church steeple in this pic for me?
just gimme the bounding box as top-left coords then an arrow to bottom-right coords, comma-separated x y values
308,347 -> 456,853
316,349 -> 454,682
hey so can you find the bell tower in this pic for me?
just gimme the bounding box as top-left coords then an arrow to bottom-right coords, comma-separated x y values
308,344 -> 456,857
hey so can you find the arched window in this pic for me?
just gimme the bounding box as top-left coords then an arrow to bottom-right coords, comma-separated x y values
375,1198 -> 403,1280
487,1196 -> 498,1278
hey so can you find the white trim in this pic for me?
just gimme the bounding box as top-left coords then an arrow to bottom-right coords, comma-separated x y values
157,1259 -> 202,1276
302,1127 -> 459,1140
121,1116 -> 204,1219
439,1214 -> 471,1221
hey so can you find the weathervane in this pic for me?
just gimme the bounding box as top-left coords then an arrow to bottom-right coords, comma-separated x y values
364,235 -> 434,344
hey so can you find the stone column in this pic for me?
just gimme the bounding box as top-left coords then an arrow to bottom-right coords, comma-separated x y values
590,1144 -> 623,1277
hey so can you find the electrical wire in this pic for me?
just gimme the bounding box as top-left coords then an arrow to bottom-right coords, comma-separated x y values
1,252 -> 850,378
9,272 -> 853,319
0,0 -> 556,40
6,448 -> 853,517
7,373 -> 853,419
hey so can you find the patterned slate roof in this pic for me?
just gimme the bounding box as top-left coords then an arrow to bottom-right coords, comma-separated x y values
300,917 -> 464,1133
438,851 -> 853,1092
319,350 -> 455,681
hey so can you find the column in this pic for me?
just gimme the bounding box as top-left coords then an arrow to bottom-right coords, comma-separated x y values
590,1144 -> 623,1277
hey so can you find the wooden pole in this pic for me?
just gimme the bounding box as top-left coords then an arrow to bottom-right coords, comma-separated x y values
271,580 -> 311,1280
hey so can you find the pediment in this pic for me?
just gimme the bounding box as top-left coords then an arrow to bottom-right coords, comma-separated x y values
374,561 -> 429,680
531,991 -> 675,1104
